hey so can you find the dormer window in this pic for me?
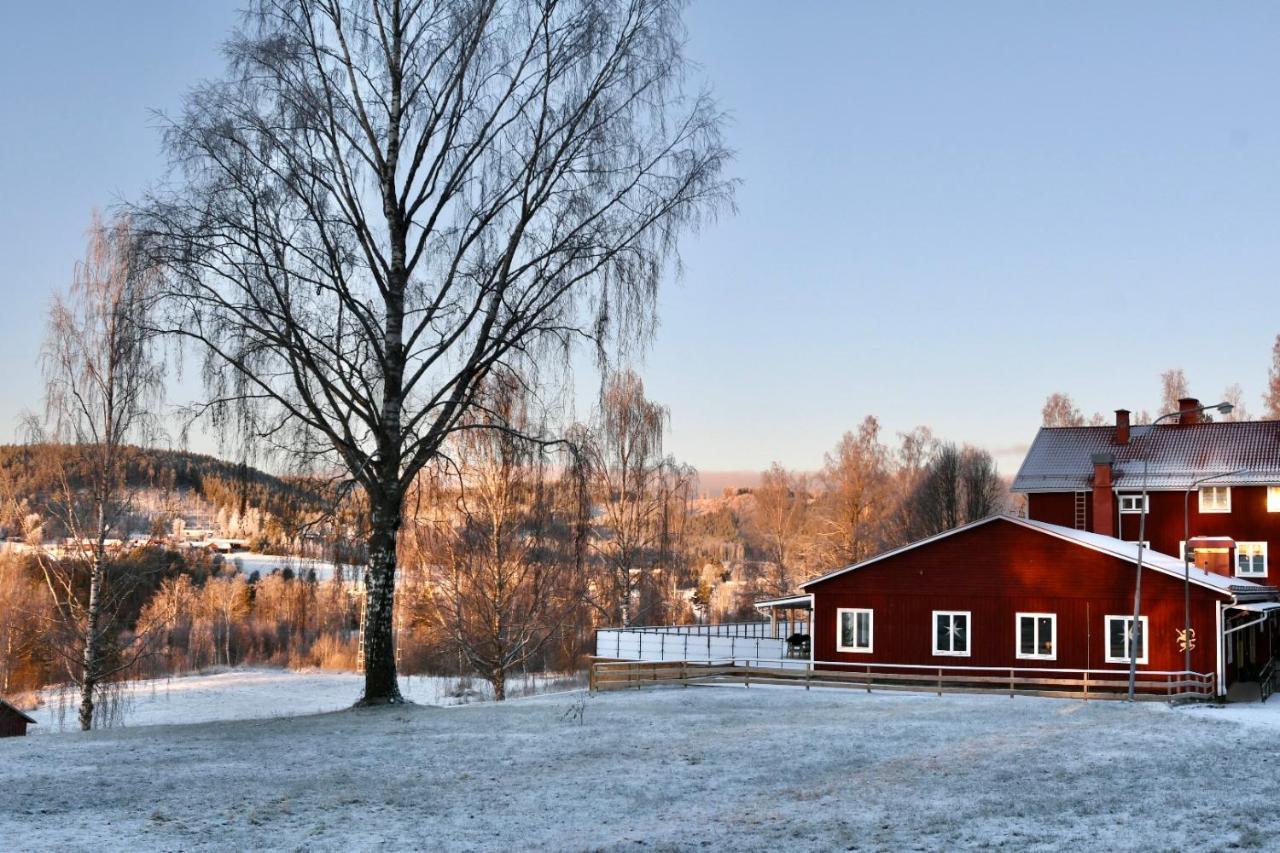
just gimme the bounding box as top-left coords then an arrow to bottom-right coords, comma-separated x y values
1199,486 -> 1231,514
1118,494 -> 1147,514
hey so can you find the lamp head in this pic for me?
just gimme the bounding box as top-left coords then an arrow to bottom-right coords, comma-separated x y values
1216,402 -> 1234,415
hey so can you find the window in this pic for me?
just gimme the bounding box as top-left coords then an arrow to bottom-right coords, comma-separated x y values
837,608 -> 873,653
1104,615 -> 1148,664
1015,613 -> 1056,660
933,611 -> 970,657
1236,542 -> 1268,577
1269,487 -> 1280,513
1118,495 -> 1147,514
1199,486 -> 1231,513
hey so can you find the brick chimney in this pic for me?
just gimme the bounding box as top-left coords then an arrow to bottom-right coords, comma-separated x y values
1114,409 -> 1130,445
1091,453 -> 1115,537
1179,397 -> 1201,425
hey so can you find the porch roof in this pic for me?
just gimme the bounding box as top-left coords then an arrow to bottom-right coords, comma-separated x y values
754,594 -> 812,611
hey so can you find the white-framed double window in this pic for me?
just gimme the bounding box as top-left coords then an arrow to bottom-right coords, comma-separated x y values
1236,542 -> 1268,577
1015,613 -> 1056,660
836,608 -> 873,653
1268,487 -> 1280,513
1119,495 -> 1147,514
932,611 -> 970,657
1104,615 -> 1148,664
1199,486 -> 1231,513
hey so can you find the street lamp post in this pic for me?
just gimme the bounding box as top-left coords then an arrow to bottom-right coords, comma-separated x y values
1182,468 -> 1249,678
1126,401 -> 1234,701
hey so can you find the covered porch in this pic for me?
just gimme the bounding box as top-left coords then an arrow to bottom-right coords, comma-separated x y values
754,593 -> 814,659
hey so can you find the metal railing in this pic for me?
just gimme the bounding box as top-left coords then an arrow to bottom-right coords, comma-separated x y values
596,627 -> 808,665
1261,659 -> 1276,704
590,657 -> 1217,702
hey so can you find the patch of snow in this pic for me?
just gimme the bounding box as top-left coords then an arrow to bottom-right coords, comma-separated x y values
30,668 -> 580,733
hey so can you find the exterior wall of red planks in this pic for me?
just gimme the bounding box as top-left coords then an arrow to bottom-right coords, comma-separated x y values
807,519 -> 1227,677
1029,485 -> 1279,582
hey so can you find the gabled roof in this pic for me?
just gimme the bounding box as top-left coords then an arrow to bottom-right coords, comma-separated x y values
799,514 -> 1278,600
0,698 -> 36,725
1011,421 -> 1280,492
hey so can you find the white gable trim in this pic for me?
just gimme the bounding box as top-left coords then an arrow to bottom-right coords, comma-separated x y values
799,514 -> 1243,597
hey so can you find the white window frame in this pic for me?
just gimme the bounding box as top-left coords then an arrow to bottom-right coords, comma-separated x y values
1015,612 -> 1057,660
1235,542 -> 1268,578
1199,486 -> 1232,514
1104,615 -> 1149,665
932,610 -> 971,657
1118,494 -> 1147,514
1268,486 -> 1280,513
836,608 -> 874,653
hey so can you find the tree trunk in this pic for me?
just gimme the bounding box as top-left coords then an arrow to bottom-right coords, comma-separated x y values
492,667 -> 506,702
79,546 -> 104,732
359,503 -> 404,705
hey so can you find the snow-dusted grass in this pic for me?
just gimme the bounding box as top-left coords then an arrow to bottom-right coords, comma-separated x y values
4,684 -> 1280,851
30,668 -> 585,733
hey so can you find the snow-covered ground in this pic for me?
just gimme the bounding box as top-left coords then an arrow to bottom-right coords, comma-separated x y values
221,552 -> 354,582
5,684 -> 1280,851
30,668 -> 583,733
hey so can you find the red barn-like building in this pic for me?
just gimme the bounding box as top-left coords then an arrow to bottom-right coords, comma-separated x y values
797,516 -> 1279,698
1013,399 -> 1280,583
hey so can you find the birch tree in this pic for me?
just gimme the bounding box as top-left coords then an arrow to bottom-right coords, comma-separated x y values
412,372 -> 585,699
137,0 -> 729,703
584,370 -> 691,627
36,213 -> 164,730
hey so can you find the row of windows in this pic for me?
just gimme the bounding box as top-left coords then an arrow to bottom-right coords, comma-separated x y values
836,609 -> 1148,663
1120,486 -> 1280,515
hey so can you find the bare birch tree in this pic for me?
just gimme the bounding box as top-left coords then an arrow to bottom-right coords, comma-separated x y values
750,463 -> 808,596
1266,335 -> 1280,420
583,370 -> 690,627
137,0 -> 729,703
411,372 -> 585,699
36,213 -> 164,730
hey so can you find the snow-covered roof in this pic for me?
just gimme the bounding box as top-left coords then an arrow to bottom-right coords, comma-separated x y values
800,515 -> 1278,599
1011,421 -> 1280,492
754,594 -> 812,610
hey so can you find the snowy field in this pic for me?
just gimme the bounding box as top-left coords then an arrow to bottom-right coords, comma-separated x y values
5,684 -> 1280,851
29,668 -> 579,733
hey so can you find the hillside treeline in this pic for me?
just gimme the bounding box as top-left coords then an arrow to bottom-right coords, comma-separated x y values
0,383 -> 1005,708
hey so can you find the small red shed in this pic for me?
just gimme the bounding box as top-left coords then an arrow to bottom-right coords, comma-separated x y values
0,698 -> 36,738
797,515 -> 1280,698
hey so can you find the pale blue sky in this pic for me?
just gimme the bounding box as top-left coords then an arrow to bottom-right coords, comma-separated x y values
2,2 -> 1278,476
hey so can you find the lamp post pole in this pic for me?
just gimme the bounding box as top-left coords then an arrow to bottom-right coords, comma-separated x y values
1126,401 -> 1234,701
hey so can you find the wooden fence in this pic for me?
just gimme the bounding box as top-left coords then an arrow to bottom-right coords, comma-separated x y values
589,658 -> 1216,701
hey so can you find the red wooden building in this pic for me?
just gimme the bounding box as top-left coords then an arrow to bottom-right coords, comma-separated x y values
795,515 -> 1279,698
0,698 -> 36,738
1013,399 -> 1280,583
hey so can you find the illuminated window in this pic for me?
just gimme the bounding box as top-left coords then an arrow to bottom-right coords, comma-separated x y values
1199,486 -> 1231,513
1236,542 -> 1268,577
1268,487 -> 1280,513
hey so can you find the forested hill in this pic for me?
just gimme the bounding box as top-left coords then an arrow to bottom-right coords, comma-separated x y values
0,444 -> 328,523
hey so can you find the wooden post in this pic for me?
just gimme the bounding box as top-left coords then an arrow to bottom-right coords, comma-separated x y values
866,664 -> 871,694
937,668 -> 942,697
1009,669 -> 1014,698
1083,671 -> 1089,702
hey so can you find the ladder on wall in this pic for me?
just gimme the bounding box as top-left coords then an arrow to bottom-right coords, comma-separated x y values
1073,491 -> 1088,530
